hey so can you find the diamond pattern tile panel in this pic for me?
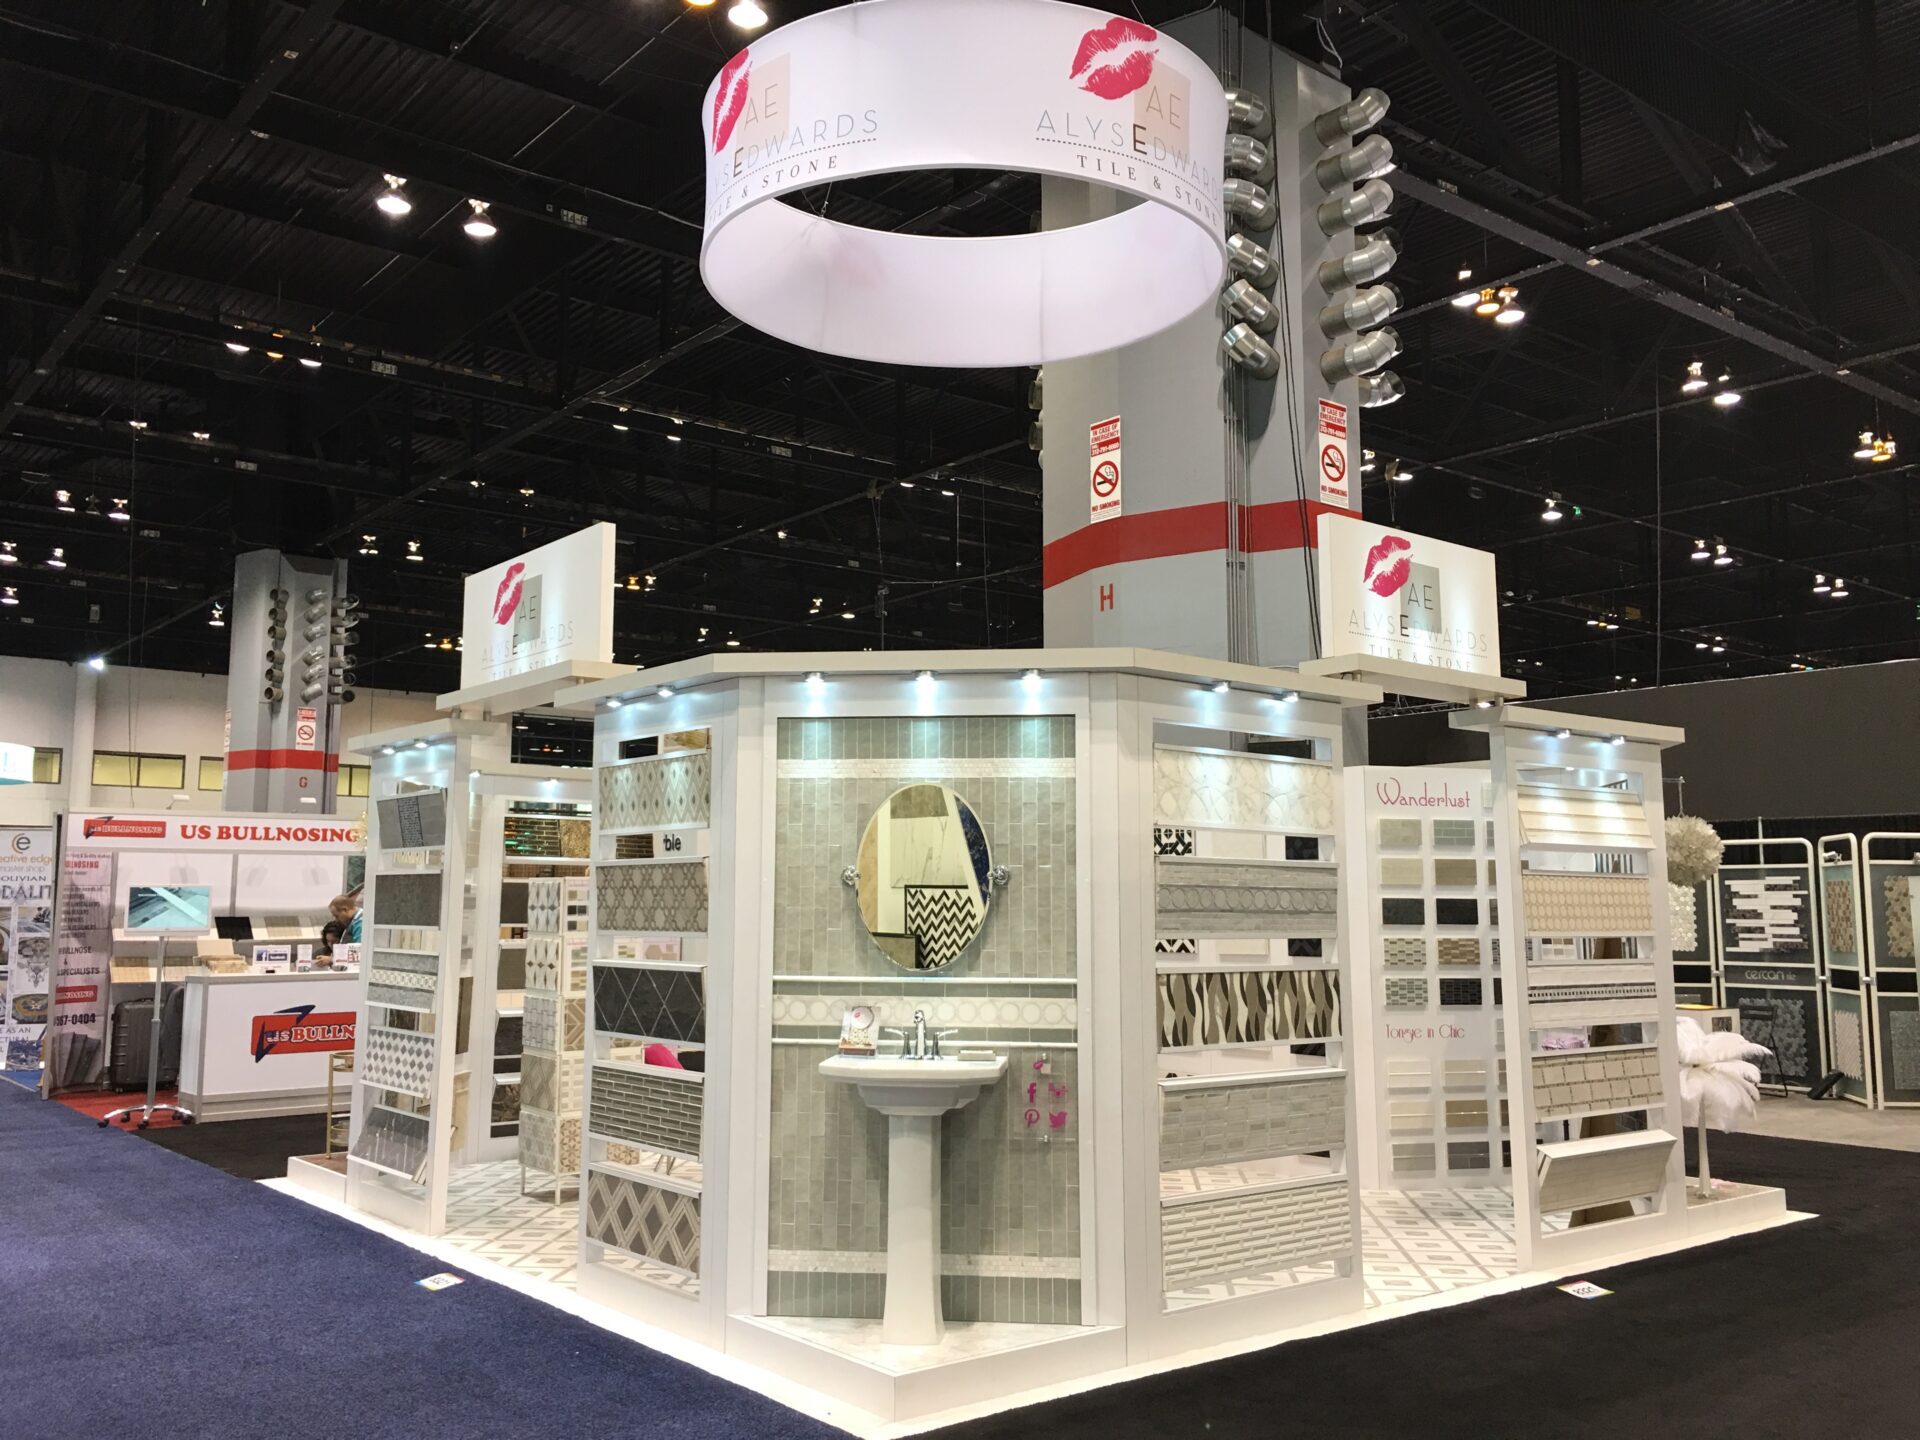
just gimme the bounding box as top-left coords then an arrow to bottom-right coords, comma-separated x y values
599,752 -> 712,832
585,1168 -> 701,1275
361,1025 -> 435,1096
594,965 -> 706,1043
596,862 -> 708,934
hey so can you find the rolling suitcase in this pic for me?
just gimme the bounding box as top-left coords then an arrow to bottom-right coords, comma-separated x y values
107,988 -> 183,1090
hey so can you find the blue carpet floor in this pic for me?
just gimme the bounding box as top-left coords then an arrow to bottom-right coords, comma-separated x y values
0,1084 -> 835,1440
0,1069 -> 39,1090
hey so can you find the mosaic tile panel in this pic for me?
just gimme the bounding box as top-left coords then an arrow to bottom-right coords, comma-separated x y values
1432,858 -> 1478,887
1825,879 -> 1857,954
1437,937 -> 1481,966
1432,819 -> 1477,848
1382,898 -> 1425,926
1888,1009 -> 1920,1089
360,1025 -> 435,1096
1522,873 -> 1655,935
588,1064 -> 703,1157
1152,747 -> 1335,833
1384,977 -> 1429,1008
519,1106 -> 581,1175
1379,819 -> 1422,848
596,862 -> 708,934
614,834 -> 656,861
1382,937 -> 1428,968
351,1105 -> 429,1181
1154,827 -> 1196,856
1721,873 -> 1811,954
1532,1046 -> 1662,1119
1157,969 -> 1340,1048
1885,876 -> 1915,959
524,995 -> 587,1054
1670,882 -> 1699,952
372,871 -> 444,927
1160,1178 -> 1352,1289
1380,858 -> 1424,887
521,1052 -> 583,1115
594,965 -> 706,1044
526,879 -> 564,934
1435,898 -> 1479,926
1154,859 -> 1340,937
585,1169 -> 701,1275
377,790 -> 447,850
1536,1131 -> 1675,1212
1515,785 -> 1653,849
503,814 -> 591,859
1158,1074 -> 1345,1171
599,751 -> 712,831
1730,991 -> 1813,1085
1439,978 -> 1482,1007
367,951 -> 438,1011
1833,1008 -> 1866,1084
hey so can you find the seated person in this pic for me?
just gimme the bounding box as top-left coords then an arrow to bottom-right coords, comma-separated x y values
312,920 -> 345,969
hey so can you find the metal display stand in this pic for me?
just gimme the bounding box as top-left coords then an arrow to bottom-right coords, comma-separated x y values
1816,833 -> 1874,1106
99,935 -> 193,1129
1715,839 -> 1823,1094
1861,832 -> 1920,1108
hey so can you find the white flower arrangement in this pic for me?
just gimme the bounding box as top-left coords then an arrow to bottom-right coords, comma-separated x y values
1666,814 -> 1725,888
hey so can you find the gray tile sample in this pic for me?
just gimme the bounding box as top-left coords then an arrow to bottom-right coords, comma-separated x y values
588,1064 -> 704,1158
1384,976 -> 1429,1008
1448,1141 -> 1491,1170
585,1168 -> 701,1275
599,750 -> 712,831
1159,1074 -> 1345,1171
1382,937 -> 1428,968
1379,818 -> 1422,848
1154,858 -> 1339,937
377,790 -> 447,850
1382,898 -> 1425,926
373,871 -> 443,927
367,951 -> 438,1011
1160,1178 -> 1351,1288
1432,858 -> 1478,887
1432,819 -> 1477,848
596,862 -> 708,934
1158,969 -> 1340,1047
594,965 -> 705,1044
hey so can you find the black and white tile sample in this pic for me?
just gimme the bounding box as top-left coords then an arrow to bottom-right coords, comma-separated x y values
1154,827 -> 1196,856
585,1168 -> 701,1275
1157,969 -> 1340,1048
1825,878 -> 1857,954
1158,1074 -> 1345,1171
1887,1008 -> 1920,1091
593,964 -> 706,1044
1720,872 -> 1811,955
1883,875 -> 1915,959
599,751 -> 712,832
1154,858 -> 1340,937
596,862 -> 708,934
588,1063 -> 704,1157
1159,1178 -> 1351,1289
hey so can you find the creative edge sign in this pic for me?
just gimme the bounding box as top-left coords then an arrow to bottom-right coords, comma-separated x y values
459,523 -> 616,690
1316,514 -> 1501,676
700,0 -> 1228,367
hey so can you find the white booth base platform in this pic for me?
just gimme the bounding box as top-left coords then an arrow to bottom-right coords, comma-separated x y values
178,970 -> 358,1122
268,1163 -> 1804,1434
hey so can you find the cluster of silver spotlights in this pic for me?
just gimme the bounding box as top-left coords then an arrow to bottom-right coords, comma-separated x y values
1217,86 -> 1403,408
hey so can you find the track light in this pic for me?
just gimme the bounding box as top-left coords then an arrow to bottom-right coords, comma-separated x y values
46,547 -> 66,568
1492,287 -> 1525,324
1712,372 -> 1741,406
462,199 -> 496,239
1358,371 -> 1405,407
657,686 -> 675,699
1451,289 -> 1482,309
728,0 -> 768,28
1690,538 -> 1711,560
1472,288 -> 1501,317
1812,573 -> 1831,594
1554,728 -> 1572,740
54,490 -> 74,512
1211,681 -> 1231,694
1831,577 -> 1850,598
1319,326 -> 1400,382
1222,323 -> 1281,379
405,540 -> 424,562
208,603 -> 225,628
1541,495 -> 1563,522
225,340 -> 250,355
376,174 -> 411,216
108,498 -> 129,520
1855,429 -> 1896,463
1681,361 -> 1709,395
1713,543 -> 1732,566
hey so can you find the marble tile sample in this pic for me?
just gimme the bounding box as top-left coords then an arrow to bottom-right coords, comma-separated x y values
1382,898 -> 1425,926
367,951 -> 438,1011
524,995 -> 587,1054
351,1104 -> 429,1181
1380,857 -> 1424,887
1535,1130 -> 1676,1212
1155,858 -> 1340,937
1824,879 -> 1857,954
1438,978 -> 1482,1008
1721,872 -> 1811,954
1152,747 -> 1335,833
1431,819 -> 1477,848
1435,898 -> 1479,926
1157,969 -> 1340,1048
1384,977 -> 1429,1008
1437,936 -> 1481,966
1532,1046 -> 1662,1119
588,1063 -> 703,1157
1382,937 -> 1428,968
521,1051 -> 583,1115
599,751 -> 712,832
372,871 -> 444,927
1159,1177 -> 1351,1289
1158,1074 -> 1345,1170
360,1025 -> 435,1096
596,861 -> 708,934
377,790 -> 448,850
1515,785 -> 1653,849
594,964 -> 706,1044
585,1168 -> 701,1276
1523,873 -> 1655,935
1832,1007 -> 1866,1083
1378,819 -> 1422,849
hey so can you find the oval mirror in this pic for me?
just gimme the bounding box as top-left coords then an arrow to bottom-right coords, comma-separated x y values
853,783 -> 992,972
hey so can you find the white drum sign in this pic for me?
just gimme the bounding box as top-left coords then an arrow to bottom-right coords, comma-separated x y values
700,0 -> 1227,367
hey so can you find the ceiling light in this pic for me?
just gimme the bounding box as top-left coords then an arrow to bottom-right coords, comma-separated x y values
1474,699 -> 1493,710
405,540 -> 424,562
808,597 -> 822,615
666,434 -> 683,443
1554,728 -> 1572,739
0,587 -> 16,606
1456,266 -> 1472,282
611,422 -> 629,432
1831,577 -> 1850,598
263,350 -> 284,361
298,355 -> 322,369
414,740 -> 428,749
191,430 -> 211,442
208,603 -> 225,628
806,671 -> 825,688
1681,360 -> 1708,395
1854,430 -> 1877,461
86,655 -> 105,671
1694,641 -> 1708,650
605,698 -> 623,710
127,419 -> 147,431
1449,290 -> 1480,309
1541,494 -> 1563,522
644,573 -> 656,590
728,0 -> 769,29
376,174 -> 411,216
1690,538 -> 1711,560
1493,299 -> 1525,325
0,542 -> 15,565
726,637 -> 742,647
54,490 -> 74,512
462,199 -> 496,239
1360,449 -> 1377,473
1608,734 -> 1626,746
46,547 -> 66,569
519,486 -> 535,497
358,534 -> 379,556
1812,573 -> 1831,594
1712,372 -> 1741,406
840,610 -> 856,621
624,575 -> 640,592
899,480 -> 915,489
107,499 -> 129,521
1211,681 -> 1230,694
1386,460 -> 1414,482
225,340 -> 250,355
1712,543 -> 1732,566
776,529 -> 789,540
657,686 -> 675,699
1472,288 -> 1501,317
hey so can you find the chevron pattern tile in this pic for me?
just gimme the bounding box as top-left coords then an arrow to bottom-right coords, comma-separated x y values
361,1025 -> 435,1096
902,885 -> 981,969
585,1169 -> 702,1276
596,862 -> 708,933
1154,859 -> 1340,937
593,964 -> 705,1043
1157,969 -> 1339,1049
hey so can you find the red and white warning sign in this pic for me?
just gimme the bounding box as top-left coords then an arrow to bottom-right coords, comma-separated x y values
294,707 -> 319,751
1317,398 -> 1351,510
1089,415 -> 1123,524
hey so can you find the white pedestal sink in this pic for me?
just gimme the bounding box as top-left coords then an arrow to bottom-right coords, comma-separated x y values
819,1053 -> 1009,1346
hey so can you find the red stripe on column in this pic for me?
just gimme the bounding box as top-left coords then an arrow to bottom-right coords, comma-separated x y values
226,749 -> 341,773
1239,500 -> 1354,553
1041,502 -> 1229,588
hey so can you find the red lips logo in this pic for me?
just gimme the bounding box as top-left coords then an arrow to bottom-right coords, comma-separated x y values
1363,535 -> 1413,597
493,563 -> 527,626
1071,17 -> 1158,100
712,49 -> 752,153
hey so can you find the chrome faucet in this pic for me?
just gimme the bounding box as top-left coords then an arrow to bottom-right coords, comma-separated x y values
912,1010 -> 929,1058
879,1011 -> 962,1059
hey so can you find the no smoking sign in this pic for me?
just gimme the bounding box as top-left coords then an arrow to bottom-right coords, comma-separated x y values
1089,415 -> 1123,524
1092,460 -> 1120,497
1320,443 -> 1346,483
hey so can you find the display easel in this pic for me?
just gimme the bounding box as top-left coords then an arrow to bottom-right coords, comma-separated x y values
99,934 -> 192,1129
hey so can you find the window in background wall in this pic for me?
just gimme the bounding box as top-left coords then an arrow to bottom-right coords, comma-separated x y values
32,748 -> 61,784
92,751 -> 187,789
198,757 -> 225,791
340,764 -> 371,797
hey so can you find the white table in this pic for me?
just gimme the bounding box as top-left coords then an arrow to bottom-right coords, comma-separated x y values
178,970 -> 359,1122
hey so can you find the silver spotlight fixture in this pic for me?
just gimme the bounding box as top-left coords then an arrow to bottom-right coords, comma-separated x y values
1358,372 -> 1406,408
1314,133 -> 1395,190
1312,87 -> 1390,144
1226,234 -> 1280,289
1320,327 -> 1401,382
1223,88 -> 1273,139
1224,179 -> 1278,232
1222,324 -> 1281,380
1316,228 -> 1399,291
1315,178 -> 1393,235
1318,283 -> 1401,337
1223,280 -> 1280,335
1224,134 -> 1275,184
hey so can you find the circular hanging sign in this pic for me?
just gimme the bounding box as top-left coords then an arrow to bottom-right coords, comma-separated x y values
700,0 -> 1228,368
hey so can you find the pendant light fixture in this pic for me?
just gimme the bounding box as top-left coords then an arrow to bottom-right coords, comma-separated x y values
462,199 -> 496,239
1712,542 -> 1733,566
1680,360 -> 1709,395
728,0 -> 768,28
376,174 -> 411,216
1854,429 -> 1896,463
1831,577 -> 1850,598
1690,538 -> 1711,561
1712,370 -> 1741,406
1491,285 -> 1525,324
1541,494 -> 1564,522
1811,573 -> 1832,594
